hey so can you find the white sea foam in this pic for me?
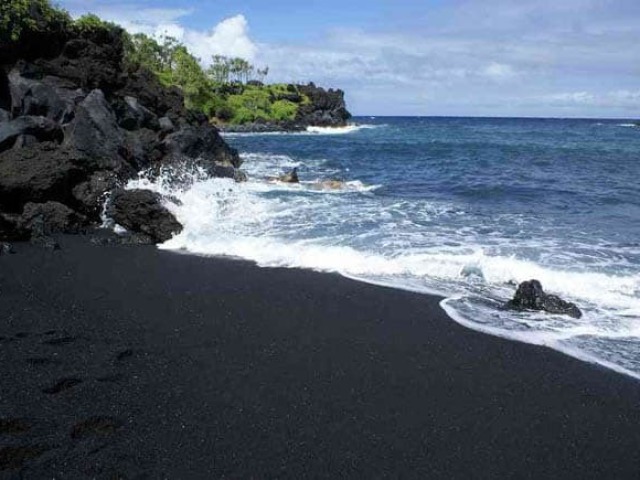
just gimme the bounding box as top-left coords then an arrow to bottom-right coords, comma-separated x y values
118,152 -> 640,379
617,123 -> 638,127
305,124 -> 377,135
222,124 -> 379,137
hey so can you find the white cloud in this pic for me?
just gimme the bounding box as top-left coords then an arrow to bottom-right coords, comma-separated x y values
545,90 -> 640,109
183,15 -> 257,64
483,63 -> 516,80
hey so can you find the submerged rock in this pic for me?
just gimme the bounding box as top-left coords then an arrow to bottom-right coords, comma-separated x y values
107,189 -> 182,243
505,280 -> 582,319
318,179 -> 345,190
278,167 -> 299,183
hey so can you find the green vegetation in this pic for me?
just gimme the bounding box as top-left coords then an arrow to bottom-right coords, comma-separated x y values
73,13 -> 118,36
225,85 -> 302,124
124,33 -> 310,124
1,0 -> 71,42
2,0 -> 309,125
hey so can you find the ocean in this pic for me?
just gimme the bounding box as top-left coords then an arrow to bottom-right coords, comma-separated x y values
129,117 -> 640,379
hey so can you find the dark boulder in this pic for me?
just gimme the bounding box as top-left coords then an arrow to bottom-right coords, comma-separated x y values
72,170 -> 118,218
0,143 -> 87,211
211,163 -> 248,182
113,96 -> 159,131
38,31 -> 125,94
20,202 -> 86,236
65,89 -> 130,173
7,66 -> 80,123
0,242 -> 14,255
505,280 -> 582,319
278,167 -> 299,183
31,234 -> 61,250
0,116 -> 63,152
117,68 -> 186,122
107,189 -> 182,243
158,117 -> 175,133
121,128 -> 163,170
0,212 -> 27,241
0,69 -> 10,112
160,125 -> 242,170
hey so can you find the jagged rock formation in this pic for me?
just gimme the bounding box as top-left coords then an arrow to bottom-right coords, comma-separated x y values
505,280 -> 583,319
296,83 -> 351,127
0,21 -> 244,244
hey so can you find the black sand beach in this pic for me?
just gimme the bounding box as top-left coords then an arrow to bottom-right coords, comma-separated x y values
2,236 -> 640,478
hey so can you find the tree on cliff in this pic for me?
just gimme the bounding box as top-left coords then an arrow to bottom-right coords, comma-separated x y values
165,46 -> 212,110
207,55 -> 269,85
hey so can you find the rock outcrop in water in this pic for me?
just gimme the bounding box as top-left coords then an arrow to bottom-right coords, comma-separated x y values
277,168 -> 299,183
219,83 -> 352,133
0,15 -> 243,244
505,280 -> 582,319
296,83 -> 351,128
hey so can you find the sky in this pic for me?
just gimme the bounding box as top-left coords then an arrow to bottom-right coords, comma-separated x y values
58,0 -> 640,118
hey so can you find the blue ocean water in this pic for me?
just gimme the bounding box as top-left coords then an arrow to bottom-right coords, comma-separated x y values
133,117 -> 640,378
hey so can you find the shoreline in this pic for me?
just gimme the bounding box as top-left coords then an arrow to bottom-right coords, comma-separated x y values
2,236 -> 640,477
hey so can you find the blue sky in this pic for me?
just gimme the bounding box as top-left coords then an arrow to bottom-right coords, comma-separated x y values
59,0 -> 640,118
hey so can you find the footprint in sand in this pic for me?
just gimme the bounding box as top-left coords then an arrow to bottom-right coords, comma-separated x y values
71,417 -> 121,439
0,445 -> 49,471
26,357 -> 61,367
42,336 -> 76,346
42,378 -> 82,395
0,418 -> 31,435
115,349 -> 134,361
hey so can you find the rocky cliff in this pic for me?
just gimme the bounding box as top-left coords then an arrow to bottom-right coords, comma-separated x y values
0,18 -> 243,244
296,83 -> 351,127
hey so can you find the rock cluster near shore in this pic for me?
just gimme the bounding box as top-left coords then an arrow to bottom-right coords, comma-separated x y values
0,22 -> 243,244
506,279 -> 582,319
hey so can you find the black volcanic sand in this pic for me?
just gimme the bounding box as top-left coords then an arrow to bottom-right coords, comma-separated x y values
1,236 -> 640,479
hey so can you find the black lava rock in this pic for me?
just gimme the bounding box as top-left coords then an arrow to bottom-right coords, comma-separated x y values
505,280 -> 582,319
107,189 -> 182,243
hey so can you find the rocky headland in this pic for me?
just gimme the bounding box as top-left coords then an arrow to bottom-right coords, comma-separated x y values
217,82 -> 352,133
0,10 -> 243,245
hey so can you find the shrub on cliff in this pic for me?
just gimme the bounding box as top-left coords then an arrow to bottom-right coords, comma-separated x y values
0,0 -> 73,63
0,0 -> 71,42
270,100 -> 298,121
73,13 -> 118,36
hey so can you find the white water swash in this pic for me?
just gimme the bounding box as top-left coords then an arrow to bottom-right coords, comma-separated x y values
123,122 -> 640,379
